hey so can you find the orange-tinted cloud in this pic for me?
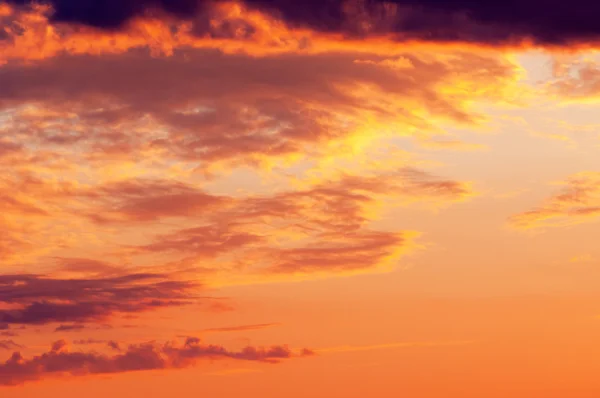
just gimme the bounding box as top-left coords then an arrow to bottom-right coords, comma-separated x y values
81,179 -> 230,223
129,169 -> 471,280
0,2 -> 530,387
510,172 -> 600,229
0,30 -> 513,277
0,48 -> 519,173
545,56 -> 600,102
52,258 -> 122,277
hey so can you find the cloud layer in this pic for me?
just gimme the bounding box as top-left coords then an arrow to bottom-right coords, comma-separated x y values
6,0 -> 600,46
0,0 -> 546,389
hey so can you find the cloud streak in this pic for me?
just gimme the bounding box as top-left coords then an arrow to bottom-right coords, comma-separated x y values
202,323 -> 280,333
317,340 -> 477,354
510,172 -> 600,229
0,340 -> 22,351
0,337 -> 314,386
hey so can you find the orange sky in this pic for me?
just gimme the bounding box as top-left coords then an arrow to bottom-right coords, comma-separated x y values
2,2 -> 600,397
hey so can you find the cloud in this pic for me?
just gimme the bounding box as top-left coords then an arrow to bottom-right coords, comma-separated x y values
72,339 -> 105,345
0,48 -> 517,169
0,29 -> 488,284
0,31 -> 513,272
545,57 -> 600,101
54,324 -> 86,332
132,168 -> 471,279
0,340 -> 22,351
136,224 -> 265,257
80,179 -> 230,223
0,337 -> 313,386
316,340 -> 476,354
0,273 -> 198,326
5,0 -> 600,47
509,172 -> 600,229
202,323 -> 280,333
0,4 -> 502,380
267,230 -> 406,274
107,341 -> 121,351
6,0 -> 206,29
71,339 -> 122,351
52,258 -> 122,277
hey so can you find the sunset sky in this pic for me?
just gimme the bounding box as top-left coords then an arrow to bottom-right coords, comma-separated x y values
2,1 -> 600,396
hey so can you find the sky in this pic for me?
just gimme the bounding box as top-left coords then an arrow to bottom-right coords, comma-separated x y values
1,0 -> 600,396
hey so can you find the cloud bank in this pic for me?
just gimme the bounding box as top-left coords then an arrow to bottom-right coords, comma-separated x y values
5,0 -> 600,46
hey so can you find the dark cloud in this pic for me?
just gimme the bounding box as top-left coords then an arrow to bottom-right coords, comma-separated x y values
270,230 -> 405,273
71,339 -> 122,351
203,323 -> 280,333
6,0 -> 204,29
6,0 -> 600,45
0,273 -> 198,326
247,0 -> 600,45
0,326 -> 24,338
107,341 -> 121,351
54,324 -> 86,332
0,337 -> 313,386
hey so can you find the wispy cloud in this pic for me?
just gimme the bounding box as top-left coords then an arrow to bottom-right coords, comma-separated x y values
316,340 -> 477,354
54,324 -> 86,333
0,340 -> 22,351
202,323 -> 281,333
510,172 -> 600,229
0,1 -> 571,392
206,368 -> 262,377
